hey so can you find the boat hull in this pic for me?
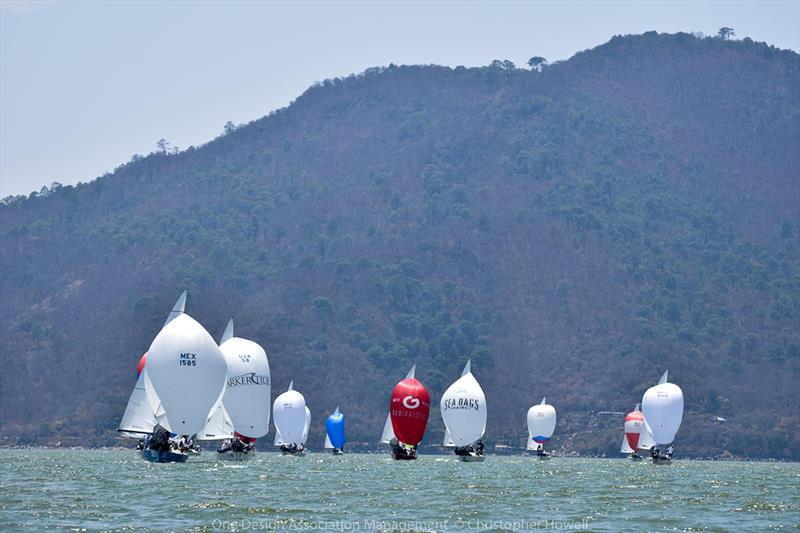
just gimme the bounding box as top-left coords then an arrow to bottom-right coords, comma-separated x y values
652,456 -> 673,465
217,450 -> 254,462
391,452 -> 417,461
458,454 -> 485,462
281,450 -> 306,456
141,449 -> 189,463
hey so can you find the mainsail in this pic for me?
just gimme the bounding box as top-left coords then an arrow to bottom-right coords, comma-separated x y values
197,402 -> 234,441
219,318 -> 271,438
118,353 -> 157,436
440,360 -> 487,447
526,397 -> 556,451
641,370 -> 684,446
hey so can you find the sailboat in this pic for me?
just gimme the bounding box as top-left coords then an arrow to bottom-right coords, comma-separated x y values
620,403 -> 655,460
380,364 -> 430,460
141,291 -> 228,462
526,397 -> 556,459
272,381 -> 308,456
641,370 -> 684,464
324,407 -> 346,455
214,318 -> 271,461
440,360 -> 487,462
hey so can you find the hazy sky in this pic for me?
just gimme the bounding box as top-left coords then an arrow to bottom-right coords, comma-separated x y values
1,0 -> 798,197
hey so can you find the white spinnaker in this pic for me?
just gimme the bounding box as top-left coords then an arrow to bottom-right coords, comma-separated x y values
272,383 -> 307,446
219,319 -> 271,438
301,406 -> 311,445
118,371 -> 157,436
197,402 -> 234,441
380,364 -> 416,443
641,370 -> 684,445
440,360 -> 487,447
144,312 -> 228,435
527,397 -> 556,450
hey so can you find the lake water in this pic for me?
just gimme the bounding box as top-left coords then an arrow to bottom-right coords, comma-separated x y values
0,450 -> 797,531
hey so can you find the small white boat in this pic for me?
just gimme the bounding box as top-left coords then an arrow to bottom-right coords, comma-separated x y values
123,292 -> 227,463
526,397 -> 556,459
144,291 -> 228,438
273,381 -> 309,456
641,370 -> 684,464
213,318 -> 271,461
440,360 -> 487,462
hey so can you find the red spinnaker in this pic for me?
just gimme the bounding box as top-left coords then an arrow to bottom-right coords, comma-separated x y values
624,409 -> 644,450
390,378 -> 430,446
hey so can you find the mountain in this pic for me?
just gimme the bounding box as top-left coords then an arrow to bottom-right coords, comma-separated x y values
1,32 -> 798,459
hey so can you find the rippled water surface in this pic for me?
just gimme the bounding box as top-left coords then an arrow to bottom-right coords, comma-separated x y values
0,450 -> 798,531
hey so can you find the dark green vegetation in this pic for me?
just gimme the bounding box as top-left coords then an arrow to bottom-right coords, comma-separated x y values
1,32 -> 798,459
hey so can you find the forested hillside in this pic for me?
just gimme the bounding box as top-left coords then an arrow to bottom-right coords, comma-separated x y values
1,32 -> 798,459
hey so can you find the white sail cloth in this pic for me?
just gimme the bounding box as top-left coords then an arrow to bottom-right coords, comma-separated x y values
219,319 -> 271,438
641,370 -> 684,445
440,361 -> 487,447
144,312 -> 228,435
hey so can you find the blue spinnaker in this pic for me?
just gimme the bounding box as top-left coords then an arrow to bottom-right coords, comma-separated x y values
326,409 -> 346,449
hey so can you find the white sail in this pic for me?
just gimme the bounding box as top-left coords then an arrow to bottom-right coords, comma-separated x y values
197,402 -> 234,441
143,369 -> 168,426
641,370 -> 684,445
637,424 -> 657,450
301,406 -> 311,445
164,290 -> 187,327
527,397 -> 557,450
324,433 -> 333,449
118,371 -> 157,436
144,308 -> 228,435
272,382 -> 307,446
274,427 -> 284,446
219,319 -> 271,438
442,427 -> 455,447
440,360 -> 487,447
380,364 -> 416,443
380,414 -> 394,443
